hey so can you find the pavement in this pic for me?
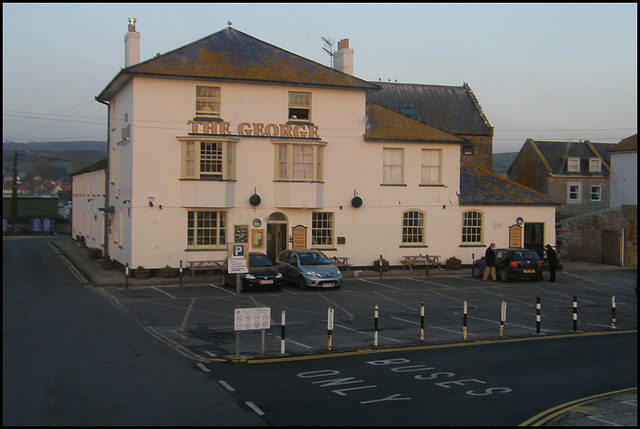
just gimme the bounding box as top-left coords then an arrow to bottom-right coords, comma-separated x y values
50,237 -> 637,427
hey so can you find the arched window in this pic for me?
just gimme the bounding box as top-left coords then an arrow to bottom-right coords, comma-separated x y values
462,210 -> 483,243
402,210 -> 425,244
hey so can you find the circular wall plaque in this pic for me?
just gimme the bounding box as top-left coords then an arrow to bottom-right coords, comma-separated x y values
253,218 -> 262,227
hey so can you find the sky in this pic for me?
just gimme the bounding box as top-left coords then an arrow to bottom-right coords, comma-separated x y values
2,3 -> 637,153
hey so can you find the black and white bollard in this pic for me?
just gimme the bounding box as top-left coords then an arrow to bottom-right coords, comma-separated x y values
573,296 -> 578,331
374,304 -> 379,346
425,254 -> 429,277
611,296 -> 616,330
536,297 -> 541,335
179,260 -> 183,287
463,301 -> 468,340
281,311 -> 286,355
420,302 -> 425,342
327,307 -> 334,351
125,263 -> 129,288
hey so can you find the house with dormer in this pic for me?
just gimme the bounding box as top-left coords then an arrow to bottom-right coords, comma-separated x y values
80,21 -> 557,272
507,139 -> 615,221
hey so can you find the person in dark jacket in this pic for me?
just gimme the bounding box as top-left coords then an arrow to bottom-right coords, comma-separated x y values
483,243 -> 496,281
545,244 -> 560,282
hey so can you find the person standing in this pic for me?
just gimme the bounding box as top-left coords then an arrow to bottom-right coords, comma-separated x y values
545,244 -> 560,282
483,243 -> 496,281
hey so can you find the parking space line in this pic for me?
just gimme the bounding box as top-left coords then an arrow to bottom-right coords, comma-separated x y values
245,401 -> 265,416
334,323 -> 402,343
391,316 -> 477,337
408,277 -> 455,289
357,278 -> 403,290
152,286 -> 176,299
372,291 -> 416,311
319,293 -> 355,319
218,380 -> 235,392
180,298 -> 196,330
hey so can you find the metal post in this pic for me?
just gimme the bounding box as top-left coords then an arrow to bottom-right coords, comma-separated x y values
281,311 -> 286,355
425,254 -> 429,277
374,304 -> 379,346
420,302 -> 425,342
378,255 -> 383,276
179,260 -> 183,287
536,297 -> 541,335
235,273 -> 241,356
572,295 -> 578,332
463,301 -> 468,340
125,263 -> 129,288
500,300 -> 506,338
611,296 -> 616,330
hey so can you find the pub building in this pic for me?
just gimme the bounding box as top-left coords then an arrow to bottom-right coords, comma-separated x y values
73,19 -> 556,273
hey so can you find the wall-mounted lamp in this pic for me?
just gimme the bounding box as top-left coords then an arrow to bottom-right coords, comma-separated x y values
122,200 -> 130,205
148,196 -> 155,207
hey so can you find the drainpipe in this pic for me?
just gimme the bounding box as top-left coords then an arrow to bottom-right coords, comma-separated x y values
620,228 -> 625,267
96,98 -> 110,259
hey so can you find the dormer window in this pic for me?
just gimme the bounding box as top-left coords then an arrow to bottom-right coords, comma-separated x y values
196,86 -> 221,116
589,158 -> 601,173
567,157 -> 580,172
288,91 -> 310,121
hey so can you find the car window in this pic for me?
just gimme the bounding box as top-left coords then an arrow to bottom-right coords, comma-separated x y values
288,253 -> 298,265
521,250 -> 540,259
299,252 -> 331,265
249,254 -> 273,267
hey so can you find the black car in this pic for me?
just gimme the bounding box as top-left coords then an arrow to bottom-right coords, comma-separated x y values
472,248 -> 543,281
222,252 -> 283,291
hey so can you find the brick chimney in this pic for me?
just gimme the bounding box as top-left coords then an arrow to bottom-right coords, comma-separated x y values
124,18 -> 140,67
334,39 -> 353,75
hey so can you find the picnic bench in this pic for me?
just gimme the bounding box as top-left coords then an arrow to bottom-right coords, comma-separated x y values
401,255 -> 442,271
331,256 -> 352,273
186,260 -> 227,276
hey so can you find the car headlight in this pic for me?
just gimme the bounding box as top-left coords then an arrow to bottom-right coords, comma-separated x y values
306,270 -> 322,278
275,273 -> 283,279
244,274 -> 257,280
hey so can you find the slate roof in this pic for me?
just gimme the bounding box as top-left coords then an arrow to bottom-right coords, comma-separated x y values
70,158 -> 108,177
459,166 -> 558,206
97,27 -> 378,101
525,139 -> 615,176
609,134 -> 637,152
365,82 -> 493,137
364,103 -> 465,143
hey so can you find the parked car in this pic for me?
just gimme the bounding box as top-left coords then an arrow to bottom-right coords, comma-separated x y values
472,248 -> 543,281
222,252 -> 283,291
276,249 -> 342,289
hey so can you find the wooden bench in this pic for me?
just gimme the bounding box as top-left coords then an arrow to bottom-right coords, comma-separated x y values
331,256 -> 352,273
186,260 -> 227,277
401,255 -> 442,271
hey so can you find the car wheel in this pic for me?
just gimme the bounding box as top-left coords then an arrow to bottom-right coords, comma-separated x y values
472,265 -> 482,278
298,276 -> 307,290
500,270 -> 510,282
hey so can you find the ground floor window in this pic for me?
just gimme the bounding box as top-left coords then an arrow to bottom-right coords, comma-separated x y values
312,212 -> 333,247
187,210 -> 227,248
590,185 -> 601,201
462,210 -> 483,243
402,210 -> 425,244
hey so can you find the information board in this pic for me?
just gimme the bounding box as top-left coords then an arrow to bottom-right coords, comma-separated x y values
234,307 -> 271,331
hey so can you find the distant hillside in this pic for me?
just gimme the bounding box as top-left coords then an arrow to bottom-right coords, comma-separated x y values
492,152 -> 518,175
3,141 -> 107,180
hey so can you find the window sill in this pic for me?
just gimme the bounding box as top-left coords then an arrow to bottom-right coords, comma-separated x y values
419,183 -> 445,187
381,183 -> 407,187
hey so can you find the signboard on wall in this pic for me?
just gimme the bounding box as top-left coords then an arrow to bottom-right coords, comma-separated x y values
234,225 -> 248,243
509,225 -> 522,248
292,225 -> 307,249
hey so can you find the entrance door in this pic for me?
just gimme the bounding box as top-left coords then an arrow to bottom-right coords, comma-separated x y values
524,223 -> 544,259
266,213 -> 288,262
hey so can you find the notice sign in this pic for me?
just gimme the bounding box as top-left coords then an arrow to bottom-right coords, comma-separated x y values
234,307 -> 271,331
509,225 -> 522,248
228,256 -> 248,274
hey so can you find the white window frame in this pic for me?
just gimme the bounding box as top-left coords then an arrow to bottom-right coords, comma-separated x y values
568,182 -> 582,203
402,210 -> 425,245
288,91 -> 311,121
273,141 -> 324,182
462,210 -> 483,244
421,149 -> 442,184
383,148 -> 404,184
590,185 -> 602,201
179,138 -> 236,180
567,157 -> 580,172
312,212 -> 334,248
589,158 -> 602,173
187,210 -> 227,249
196,86 -> 221,116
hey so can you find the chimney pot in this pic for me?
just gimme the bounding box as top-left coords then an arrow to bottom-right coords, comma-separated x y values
124,18 -> 140,67
334,38 -> 354,75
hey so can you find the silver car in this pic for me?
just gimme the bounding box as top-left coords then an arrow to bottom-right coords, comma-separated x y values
276,249 -> 343,289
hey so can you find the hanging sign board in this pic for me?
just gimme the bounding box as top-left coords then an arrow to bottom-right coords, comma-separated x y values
509,225 -> 522,248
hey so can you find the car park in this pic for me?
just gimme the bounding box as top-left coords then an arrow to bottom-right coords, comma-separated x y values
472,248 -> 543,281
222,252 -> 283,291
276,249 -> 342,289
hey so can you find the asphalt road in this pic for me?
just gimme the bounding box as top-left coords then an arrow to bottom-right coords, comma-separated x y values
199,332 -> 637,425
